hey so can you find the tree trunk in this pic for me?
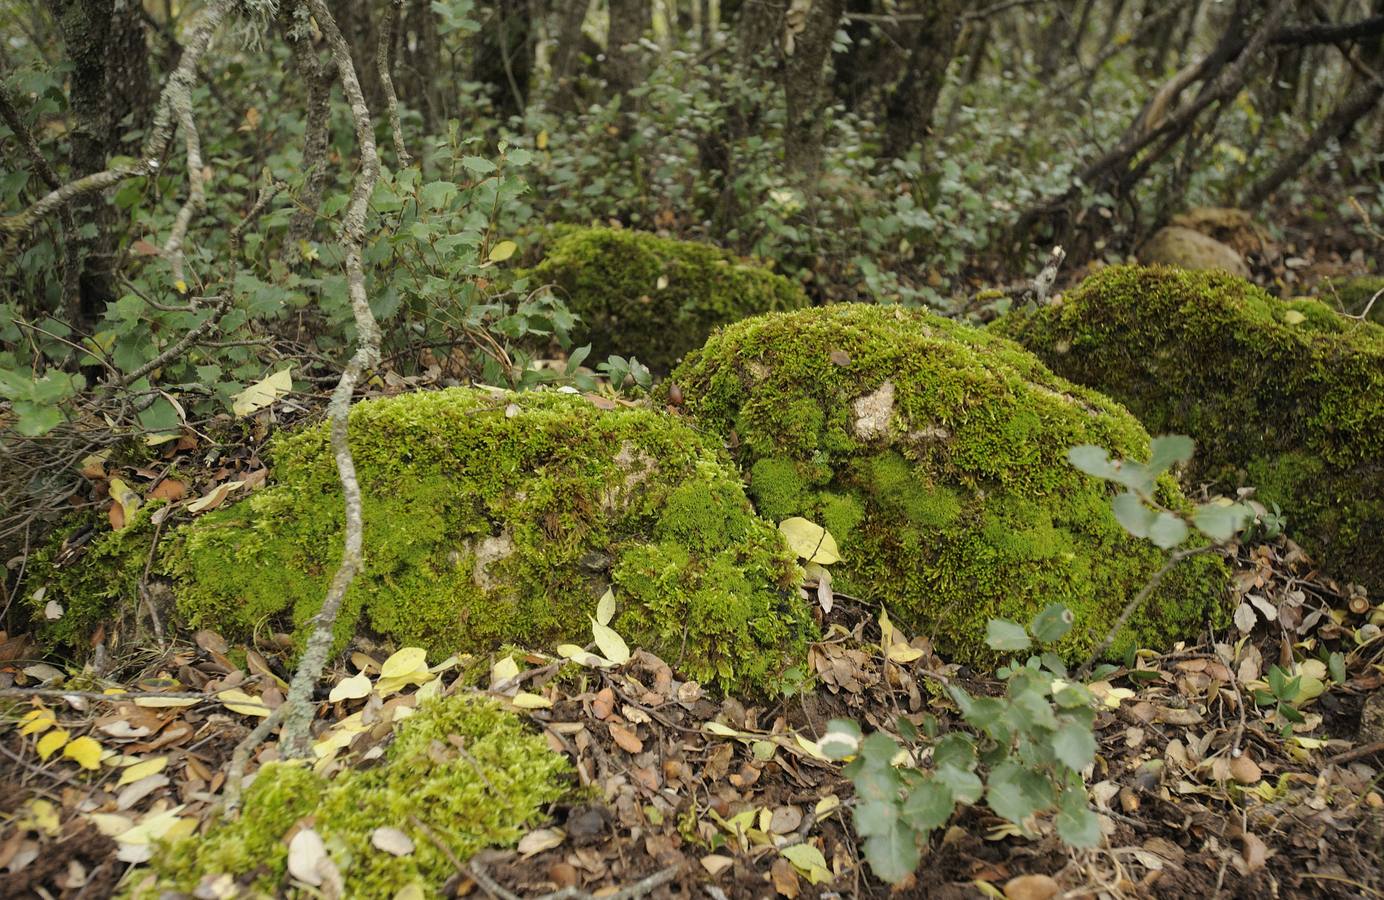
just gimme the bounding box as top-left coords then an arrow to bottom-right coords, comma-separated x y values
46,0 -> 151,325
882,0 -> 963,158
549,0 -> 589,109
606,0 -> 652,98
782,0 -> 844,177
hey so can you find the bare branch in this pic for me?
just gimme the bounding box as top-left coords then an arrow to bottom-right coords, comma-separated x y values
270,0 -> 384,762
0,0 -> 234,243
378,0 -> 411,166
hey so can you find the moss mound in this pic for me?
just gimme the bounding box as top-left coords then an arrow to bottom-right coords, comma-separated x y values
528,227 -> 809,372
164,388 -> 812,694
669,304 -> 1228,665
129,694 -> 567,898
994,265 -> 1384,591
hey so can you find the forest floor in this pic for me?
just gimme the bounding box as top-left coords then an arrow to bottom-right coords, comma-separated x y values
2,211 -> 1382,899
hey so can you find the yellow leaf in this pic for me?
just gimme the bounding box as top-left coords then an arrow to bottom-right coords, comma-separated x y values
89,813 -> 135,837
536,130 -> 549,150
329,672 -> 373,703
590,618 -> 630,665
556,644 -> 609,667
887,643 -> 924,663
20,711 -> 56,737
25,799 -> 61,836
781,843 -> 832,884
793,733 -> 829,761
36,728 -> 70,761
490,654 -> 521,686
511,692 -> 553,709
133,695 -> 198,708
217,690 -> 271,717
108,478 -> 142,529
187,480 -> 244,514
488,240 -> 518,263
174,279 -> 188,294
381,647 -> 428,679
118,756 -> 168,786
778,517 -> 841,565
231,368 -> 293,417
814,795 -> 841,817
63,736 -> 103,770
595,588 -> 616,626
1282,310 -> 1307,325
704,722 -> 740,737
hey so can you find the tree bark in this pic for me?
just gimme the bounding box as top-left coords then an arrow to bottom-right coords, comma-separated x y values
606,0 -> 652,98
549,0 -> 590,109
782,0 -> 845,177
882,0 -> 963,158
45,0 -> 151,325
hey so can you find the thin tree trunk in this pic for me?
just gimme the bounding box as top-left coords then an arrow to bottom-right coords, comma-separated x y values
549,0 -> 589,109
882,0 -> 963,158
782,0 -> 844,177
606,0 -> 652,98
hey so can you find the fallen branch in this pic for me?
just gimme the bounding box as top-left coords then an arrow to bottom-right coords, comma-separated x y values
468,852 -> 680,900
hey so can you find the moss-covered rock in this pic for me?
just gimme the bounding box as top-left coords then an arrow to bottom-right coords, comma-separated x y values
668,304 -> 1229,665
128,694 -> 567,898
528,227 -> 809,372
163,388 -> 812,694
994,265 -> 1384,591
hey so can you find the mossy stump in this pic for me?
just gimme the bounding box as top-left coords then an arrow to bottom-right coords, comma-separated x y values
128,695 -> 567,898
160,388 -> 813,694
668,304 -> 1229,665
528,227 -> 809,372
994,265 -> 1384,592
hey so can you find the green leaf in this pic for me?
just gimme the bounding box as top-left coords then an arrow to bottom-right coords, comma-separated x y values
819,719 -> 862,760
1148,512 -> 1190,549
1051,721 -> 1098,771
853,799 -> 900,837
862,822 -> 920,886
932,732 -> 976,771
900,778 -> 954,831
1055,788 -> 1101,847
461,156 -> 497,176
1112,492 -> 1155,538
1328,652 -> 1346,684
1067,445 -> 1116,479
986,761 -> 1054,825
985,619 -> 1030,653
418,180 -> 458,210
1029,604 -> 1074,643
934,764 -> 983,804
1193,501 -> 1251,542
1148,434 -> 1195,473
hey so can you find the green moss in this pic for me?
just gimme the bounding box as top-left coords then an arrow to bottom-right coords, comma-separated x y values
527,227 -> 809,372
23,509 -> 162,649
131,695 -> 568,899
995,265 -> 1384,591
669,303 -> 1229,666
161,388 -> 812,695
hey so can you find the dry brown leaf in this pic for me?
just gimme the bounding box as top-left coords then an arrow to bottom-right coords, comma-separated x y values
770,856 -> 801,897
609,723 -> 643,754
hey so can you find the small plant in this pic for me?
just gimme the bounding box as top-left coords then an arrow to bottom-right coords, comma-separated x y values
596,355 -> 653,395
821,602 -> 1103,885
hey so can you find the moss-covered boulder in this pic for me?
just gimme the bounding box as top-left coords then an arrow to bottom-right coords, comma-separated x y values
161,388 -> 812,693
529,227 -> 809,372
668,304 -> 1229,665
128,694 -> 567,898
994,266 -> 1384,591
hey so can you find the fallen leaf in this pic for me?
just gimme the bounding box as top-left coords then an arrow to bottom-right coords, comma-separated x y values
287,827 -> 329,886
517,827 -> 565,857
217,690 -> 270,717
590,619 -> 631,665
232,368 -> 293,417
701,854 -> 734,876
371,827 -> 415,857
1003,873 -> 1060,900
117,756 -> 168,786
512,692 -> 553,710
187,480 -> 245,514
108,478 -> 141,530
609,722 -> 643,753
63,736 -> 103,770
329,673 -> 373,703
778,517 -> 841,565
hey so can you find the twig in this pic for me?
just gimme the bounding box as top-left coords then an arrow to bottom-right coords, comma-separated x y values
1325,740 -> 1384,766
1025,245 -> 1066,305
0,0 -> 234,244
377,0 -> 411,166
161,57 -> 207,284
220,703 -> 287,814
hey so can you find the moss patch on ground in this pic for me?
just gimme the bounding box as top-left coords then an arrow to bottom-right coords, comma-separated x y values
163,388 -> 812,694
668,303 -> 1228,666
528,227 -> 809,372
994,265 -> 1384,591
128,694 -> 567,898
